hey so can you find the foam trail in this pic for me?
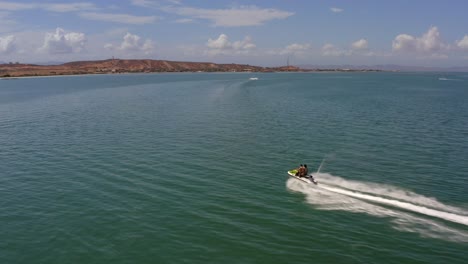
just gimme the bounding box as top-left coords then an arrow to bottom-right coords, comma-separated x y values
318,185 -> 468,226
286,175 -> 468,242
314,173 -> 467,214
438,77 -> 461,81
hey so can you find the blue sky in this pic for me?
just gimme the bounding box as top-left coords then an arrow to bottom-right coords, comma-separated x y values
1,0 -> 468,66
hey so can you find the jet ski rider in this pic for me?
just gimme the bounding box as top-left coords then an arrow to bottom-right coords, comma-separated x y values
295,164 -> 309,177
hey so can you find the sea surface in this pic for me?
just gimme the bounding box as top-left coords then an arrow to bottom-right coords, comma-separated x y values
1,72 -> 467,263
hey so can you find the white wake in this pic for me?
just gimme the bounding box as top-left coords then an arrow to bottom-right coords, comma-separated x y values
287,173 -> 468,242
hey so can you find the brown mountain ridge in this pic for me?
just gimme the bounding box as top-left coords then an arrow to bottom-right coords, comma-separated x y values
0,59 -> 300,77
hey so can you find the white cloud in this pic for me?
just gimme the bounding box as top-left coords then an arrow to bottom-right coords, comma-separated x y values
286,43 -> 312,52
103,27 -> 130,38
130,0 -> 154,7
0,35 -> 16,54
0,2 -> 36,11
321,40 -> 379,57
279,43 -> 311,55
233,36 -> 256,50
352,39 -> 368,50
392,26 -> 447,53
0,1 -> 96,12
392,34 -> 416,51
330,7 -> 343,13
131,0 -> 180,7
428,53 -> 448,59
43,3 -> 96,12
168,0 -> 182,4
164,5 -> 293,27
418,27 -> 446,52
322,43 -> 347,56
175,18 -> 194,24
207,34 -> 230,49
79,12 -> 157,24
103,43 -> 114,50
206,34 -> 256,55
456,35 -> 468,50
105,32 -> 154,54
40,28 -> 86,54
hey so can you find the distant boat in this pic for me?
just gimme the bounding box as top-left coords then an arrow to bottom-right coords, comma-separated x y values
249,77 -> 258,80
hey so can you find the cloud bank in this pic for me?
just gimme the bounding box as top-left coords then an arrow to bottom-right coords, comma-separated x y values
456,35 -> 468,50
206,34 -> 256,55
79,12 -> 157,24
164,5 -> 293,27
0,35 -> 16,54
105,32 -> 154,54
0,1 -> 96,12
330,7 -> 343,13
352,39 -> 368,50
392,26 -> 447,54
40,28 -> 86,54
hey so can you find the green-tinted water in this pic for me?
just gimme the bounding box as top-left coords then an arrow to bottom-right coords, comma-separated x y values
1,72 -> 467,263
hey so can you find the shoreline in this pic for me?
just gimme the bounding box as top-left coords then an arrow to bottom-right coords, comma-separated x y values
0,69 -> 385,80
0,58 -> 382,79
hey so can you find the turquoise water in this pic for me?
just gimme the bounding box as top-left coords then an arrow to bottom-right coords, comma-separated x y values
1,72 -> 467,263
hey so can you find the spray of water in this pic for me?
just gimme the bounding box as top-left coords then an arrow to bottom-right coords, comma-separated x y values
316,158 -> 326,174
286,173 -> 468,242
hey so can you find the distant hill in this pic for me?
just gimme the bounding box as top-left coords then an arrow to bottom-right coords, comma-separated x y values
34,61 -> 66,66
0,59 -> 299,77
374,65 -> 468,72
300,64 -> 468,72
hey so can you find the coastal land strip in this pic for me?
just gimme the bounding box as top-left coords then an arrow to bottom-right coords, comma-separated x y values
0,59 -> 381,78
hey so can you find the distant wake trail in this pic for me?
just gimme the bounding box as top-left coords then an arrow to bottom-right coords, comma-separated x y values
318,184 -> 468,226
